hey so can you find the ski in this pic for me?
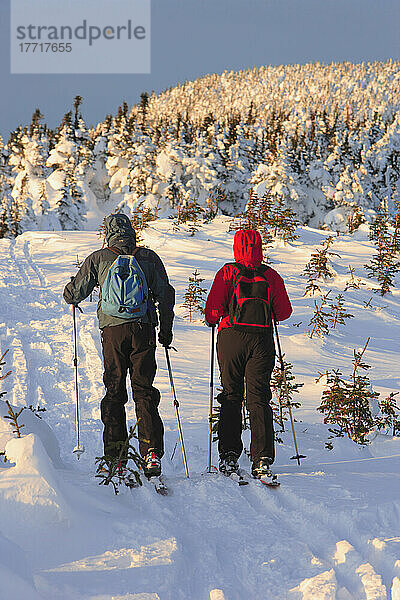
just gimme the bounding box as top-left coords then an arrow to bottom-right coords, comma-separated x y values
226,471 -> 249,486
123,473 -> 141,489
147,475 -> 169,496
239,469 -> 280,488
218,468 -> 249,486
257,473 -> 280,488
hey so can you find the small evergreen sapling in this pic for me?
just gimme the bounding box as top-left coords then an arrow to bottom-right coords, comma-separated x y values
376,392 -> 400,436
176,201 -> 204,233
344,265 -> 364,291
183,270 -> 207,321
347,205 -> 365,234
363,297 -> 373,309
234,188 -> 262,232
304,236 -> 338,281
0,349 -> 11,385
365,201 -> 400,296
232,188 -> 298,246
203,187 -> 224,223
95,423 -> 144,495
4,401 -> 25,438
302,264 -> 321,297
327,294 -> 354,329
270,355 -> 303,430
308,291 -> 331,338
130,204 -> 156,243
211,404 -> 221,443
0,350 -> 11,461
317,338 -> 379,444
242,397 -> 250,431
1,349 -> 48,449
0,351 -> 19,434
268,194 -> 299,244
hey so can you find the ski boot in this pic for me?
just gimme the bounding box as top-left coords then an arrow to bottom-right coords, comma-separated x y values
144,449 -> 161,478
252,457 -> 272,478
219,452 -> 240,476
252,457 -> 279,487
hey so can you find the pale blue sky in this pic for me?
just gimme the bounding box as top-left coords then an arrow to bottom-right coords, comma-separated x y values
1,0 -> 399,138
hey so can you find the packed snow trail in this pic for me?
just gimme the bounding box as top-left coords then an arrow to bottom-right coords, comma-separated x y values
0,218 -> 399,600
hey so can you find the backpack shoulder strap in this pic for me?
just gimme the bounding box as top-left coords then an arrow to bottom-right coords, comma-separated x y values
108,246 -> 142,257
256,264 -> 270,276
229,262 -> 249,287
107,246 -> 121,257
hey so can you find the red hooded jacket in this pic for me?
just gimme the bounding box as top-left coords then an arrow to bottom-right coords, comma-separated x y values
205,230 -> 292,331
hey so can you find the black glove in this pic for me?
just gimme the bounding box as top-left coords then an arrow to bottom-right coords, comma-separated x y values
205,320 -> 216,328
63,286 -> 74,305
158,330 -> 173,348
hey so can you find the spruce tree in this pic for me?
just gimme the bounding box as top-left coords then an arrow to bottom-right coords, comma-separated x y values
176,200 -> 204,235
232,189 -> 273,247
268,194 -> 299,243
130,204 -> 155,243
303,264 -> 321,297
304,236 -> 338,281
0,205 -> 8,238
365,202 -> 400,295
317,338 -> 379,444
344,265 -> 364,291
327,294 -> 354,329
183,269 -> 207,321
95,424 -> 144,495
308,291 -> 331,338
377,392 -> 400,436
270,356 -> 303,429
203,187 -> 224,223
257,190 -> 275,247
235,188 -> 261,231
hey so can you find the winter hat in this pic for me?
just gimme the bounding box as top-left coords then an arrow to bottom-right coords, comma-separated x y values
104,213 -> 137,248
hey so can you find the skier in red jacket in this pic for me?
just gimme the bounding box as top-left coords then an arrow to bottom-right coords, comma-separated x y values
205,229 -> 292,478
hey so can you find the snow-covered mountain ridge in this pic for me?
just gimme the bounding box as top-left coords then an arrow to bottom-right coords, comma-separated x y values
0,216 -> 399,599
1,61 -> 399,237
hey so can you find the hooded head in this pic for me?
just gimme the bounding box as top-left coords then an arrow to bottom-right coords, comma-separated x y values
233,229 -> 263,267
104,213 -> 136,249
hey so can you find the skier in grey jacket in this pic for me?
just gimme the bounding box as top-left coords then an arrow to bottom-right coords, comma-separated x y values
63,213 -> 175,476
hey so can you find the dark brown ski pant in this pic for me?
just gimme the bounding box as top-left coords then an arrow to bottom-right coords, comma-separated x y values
100,322 -> 164,459
216,328 -> 275,465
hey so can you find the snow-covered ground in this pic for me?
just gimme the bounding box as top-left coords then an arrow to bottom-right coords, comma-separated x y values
0,217 -> 399,600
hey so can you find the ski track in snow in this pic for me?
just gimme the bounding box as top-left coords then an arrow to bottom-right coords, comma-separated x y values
0,220 -> 399,600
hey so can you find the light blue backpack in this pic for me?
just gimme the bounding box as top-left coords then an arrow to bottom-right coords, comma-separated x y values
101,249 -> 148,319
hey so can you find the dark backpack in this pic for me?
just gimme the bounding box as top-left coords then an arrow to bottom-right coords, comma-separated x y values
228,263 -> 272,333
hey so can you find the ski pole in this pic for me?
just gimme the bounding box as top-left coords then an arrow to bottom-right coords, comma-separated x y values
271,323 -> 284,431
208,324 -> 216,473
164,347 -> 189,478
272,314 -> 306,466
72,304 -> 85,459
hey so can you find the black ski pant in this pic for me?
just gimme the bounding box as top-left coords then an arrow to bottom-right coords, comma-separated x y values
100,322 -> 164,460
216,328 -> 275,465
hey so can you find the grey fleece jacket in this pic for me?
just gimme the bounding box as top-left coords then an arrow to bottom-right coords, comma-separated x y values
63,214 -> 175,334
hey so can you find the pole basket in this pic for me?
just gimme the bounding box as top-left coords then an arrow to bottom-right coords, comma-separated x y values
290,453 -> 306,464
73,444 -> 85,459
